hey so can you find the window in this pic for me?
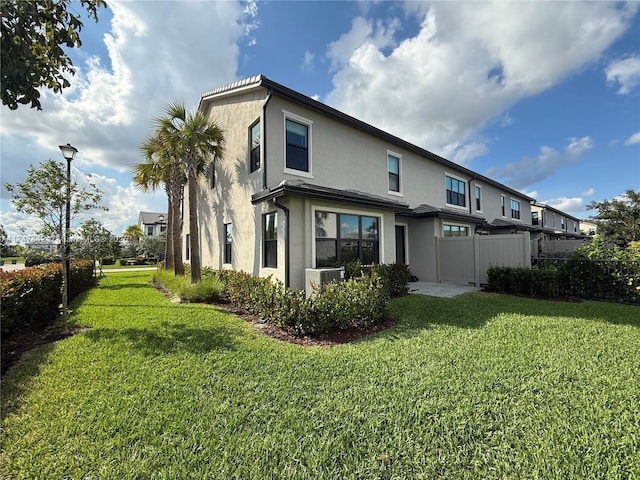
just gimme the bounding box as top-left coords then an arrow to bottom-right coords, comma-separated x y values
160,225 -> 167,233
285,118 -> 309,172
315,211 -> 379,267
561,217 -> 566,230
501,195 -> 506,217
387,152 -> 401,193
446,175 -> 466,207
263,212 -> 277,268
510,199 -> 521,220
532,212 -> 539,225
443,225 -> 469,237
185,234 -> 190,260
224,223 -> 232,264
475,185 -> 481,211
147,226 -> 154,236
250,120 -> 260,172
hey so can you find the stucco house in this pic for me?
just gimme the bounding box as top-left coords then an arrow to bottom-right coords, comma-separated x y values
138,212 -> 167,237
186,75 -> 538,290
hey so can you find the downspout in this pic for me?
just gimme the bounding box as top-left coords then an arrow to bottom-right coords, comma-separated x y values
262,88 -> 272,190
273,198 -> 290,288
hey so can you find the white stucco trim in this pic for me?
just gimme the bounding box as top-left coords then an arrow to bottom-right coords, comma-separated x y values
386,149 -> 403,197
283,109 -> 314,178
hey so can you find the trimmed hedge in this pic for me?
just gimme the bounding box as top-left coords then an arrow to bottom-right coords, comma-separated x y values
343,261 -> 411,297
1,260 -> 95,336
216,270 -> 390,336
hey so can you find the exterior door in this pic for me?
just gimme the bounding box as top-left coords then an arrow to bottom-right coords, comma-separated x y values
395,225 -> 406,264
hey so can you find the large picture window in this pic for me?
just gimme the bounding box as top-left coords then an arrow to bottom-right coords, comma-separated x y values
224,223 -> 232,264
443,224 -> 469,237
285,119 -> 309,172
263,212 -> 277,268
446,175 -> 466,207
315,211 -> 379,267
249,120 -> 260,172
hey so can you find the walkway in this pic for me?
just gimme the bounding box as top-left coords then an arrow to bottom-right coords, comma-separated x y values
409,281 -> 480,298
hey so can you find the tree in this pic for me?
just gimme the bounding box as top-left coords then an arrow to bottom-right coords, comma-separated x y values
161,102 -> 224,283
587,189 -> 640,247
1,0 -> 107,110
138,232 -> 166,260
135,126 -> 186,276
73,219 -> 120,262
122,224 -> 143,245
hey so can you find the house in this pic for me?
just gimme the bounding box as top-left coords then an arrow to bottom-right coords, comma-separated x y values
138,212 -> 167,237
579,219 -> 598,236
530,203 -> 588,255
187,75 -> 536,289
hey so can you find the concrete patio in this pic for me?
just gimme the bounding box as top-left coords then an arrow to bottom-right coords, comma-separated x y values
409,281 -> 481,298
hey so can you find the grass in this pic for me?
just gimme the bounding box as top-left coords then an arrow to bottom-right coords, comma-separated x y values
1,272 -> 639,479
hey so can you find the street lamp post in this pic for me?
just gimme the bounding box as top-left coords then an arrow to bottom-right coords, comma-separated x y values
59,143 -> 78,328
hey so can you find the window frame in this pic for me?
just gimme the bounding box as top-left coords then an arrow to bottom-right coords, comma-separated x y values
283,110 -> 313,178
249,119 -> 261,173
474,184 -> 482,212
312,207 -> 382,268
510,198 -> 521,220
445,173 -> 467,209
501,195 -> 506,217
263,212 -> 278,268
146,225 -> 154,236
224,223 -> 232,264
387,150 -> 403,196
443,224 -> 470,237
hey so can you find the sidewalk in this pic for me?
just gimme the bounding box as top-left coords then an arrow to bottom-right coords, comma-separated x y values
408,281 -> 480,298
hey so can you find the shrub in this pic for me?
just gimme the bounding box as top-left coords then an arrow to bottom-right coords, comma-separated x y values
0,260 -> 95,336
154,269 -> 223,303
101,257 -> 115,265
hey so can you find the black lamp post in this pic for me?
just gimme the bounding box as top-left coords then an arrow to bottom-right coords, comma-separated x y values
59,143 -> 78,326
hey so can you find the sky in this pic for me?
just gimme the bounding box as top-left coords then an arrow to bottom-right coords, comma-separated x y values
1,0 -> 639,243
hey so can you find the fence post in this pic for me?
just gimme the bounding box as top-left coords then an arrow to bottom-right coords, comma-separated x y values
474,235 -> 480,287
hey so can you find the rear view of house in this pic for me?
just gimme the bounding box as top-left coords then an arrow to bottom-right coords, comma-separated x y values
186,75 -> 536,289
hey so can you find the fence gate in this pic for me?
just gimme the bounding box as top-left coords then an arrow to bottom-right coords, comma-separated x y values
437,232 -> 531,286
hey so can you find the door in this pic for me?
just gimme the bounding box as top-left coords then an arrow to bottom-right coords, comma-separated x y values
395,225 -> 406,264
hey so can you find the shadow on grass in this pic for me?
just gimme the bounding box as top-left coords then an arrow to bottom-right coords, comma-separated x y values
84,320 -> 242,356
380,292 -> 640,341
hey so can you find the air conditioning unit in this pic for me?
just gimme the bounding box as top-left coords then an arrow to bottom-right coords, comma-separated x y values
305,267 -> 344,298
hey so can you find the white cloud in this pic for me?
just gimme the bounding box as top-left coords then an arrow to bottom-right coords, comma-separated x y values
302,51 -> 315,72
581,187 -> 596,197
625,131 -> 640,145
543,196 -> 589,216
605,55 -> 640,94
325,2 -> 636,164
486,137 -> 593,189
0,0 -> 255,240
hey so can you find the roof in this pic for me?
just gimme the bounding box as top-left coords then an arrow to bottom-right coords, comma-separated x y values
138,212 -> 167,225
252,180 -> 411,212
200,75 -> 535,203
409,204 -> 487,223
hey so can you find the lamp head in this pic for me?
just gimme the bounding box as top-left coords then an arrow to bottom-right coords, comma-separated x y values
59,143 -> 78,161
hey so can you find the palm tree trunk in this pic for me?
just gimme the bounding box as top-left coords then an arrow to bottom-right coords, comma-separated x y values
164,196 -> 174,270
188,170 -> 201,283
172,197 -> 184,276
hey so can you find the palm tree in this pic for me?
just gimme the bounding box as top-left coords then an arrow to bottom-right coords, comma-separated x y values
162,102 -> 224,283
134,133 -> 185,276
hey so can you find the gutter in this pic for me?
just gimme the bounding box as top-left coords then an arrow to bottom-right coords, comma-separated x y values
273,198 -> 290,288
261,88 -> 272,190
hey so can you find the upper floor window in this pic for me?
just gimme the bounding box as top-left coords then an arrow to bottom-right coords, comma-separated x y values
446,175 -> 466,207
443,224 -> 469,237
501,195 -> 506,217
561,217 -> 566,230
387,152 -> 401,194
160,225 -> 167,233
147,226 -> 154,236
224,223 -> 232,264
532,212 -> 539,225
249,120 -> 260,172
510,199 -> 521,220
475,185 -> 482,211
263,212 -> 277,268
315,211 -> 379,267
285,118 -> 310,173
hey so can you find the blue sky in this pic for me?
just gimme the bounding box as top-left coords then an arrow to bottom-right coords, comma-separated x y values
1,0 -> 639,242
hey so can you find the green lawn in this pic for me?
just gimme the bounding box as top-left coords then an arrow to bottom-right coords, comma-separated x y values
2,272 -> 639,479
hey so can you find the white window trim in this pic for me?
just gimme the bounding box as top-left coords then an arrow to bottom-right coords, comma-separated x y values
386,150 -> 403,197
283,110 -> 313,178
311,205 -> 385,268
510,197 -> 522,222
442,223 -> 471,237
445,172 -> 468,211
474,184 -> 483,213
395,221 -> 409,264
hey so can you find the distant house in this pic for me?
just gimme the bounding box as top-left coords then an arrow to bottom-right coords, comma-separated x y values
138,212 -> 167,237
184,75 -> 541,289
580,219 -> 598,236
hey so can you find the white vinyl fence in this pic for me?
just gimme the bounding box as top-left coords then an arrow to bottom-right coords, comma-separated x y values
436,232 -> 531,286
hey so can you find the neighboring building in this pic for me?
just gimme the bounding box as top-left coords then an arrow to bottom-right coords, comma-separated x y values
580,219 -> 598,236
188,75 -> 537,289
138,212 -> 167,237
530,203 -> 588,255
